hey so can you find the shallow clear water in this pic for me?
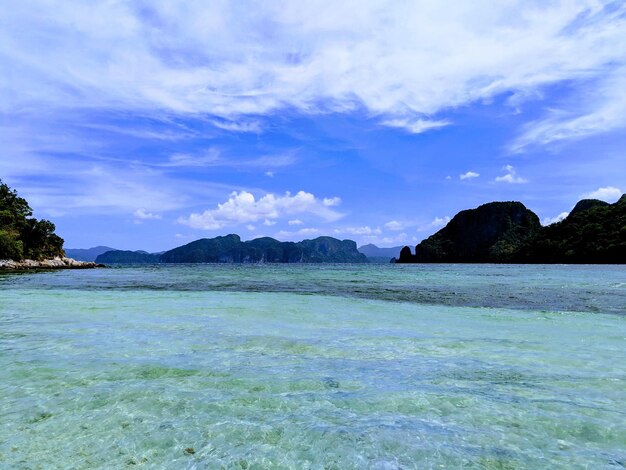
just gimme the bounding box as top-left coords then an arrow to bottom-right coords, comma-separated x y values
1,264 -> 625,469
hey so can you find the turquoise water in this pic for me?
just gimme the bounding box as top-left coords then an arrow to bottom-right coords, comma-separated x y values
1,264 -> 625,469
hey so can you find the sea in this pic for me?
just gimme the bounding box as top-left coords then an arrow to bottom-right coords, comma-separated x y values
1,264 -> 625,469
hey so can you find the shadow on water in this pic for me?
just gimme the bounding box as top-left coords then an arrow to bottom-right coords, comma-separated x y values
1,263 -> 624,314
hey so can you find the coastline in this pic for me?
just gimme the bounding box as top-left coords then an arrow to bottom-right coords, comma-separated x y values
0,257 -> 104,271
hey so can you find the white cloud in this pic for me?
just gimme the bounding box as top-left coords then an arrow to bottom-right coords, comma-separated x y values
167,149 -> 220,167
495,165 -> 528,184
380,118 -> 450,134
288,219 -> 303,225
459,171 -> 480,180
581,186 -> 622,202
274,227 -> 322,240
2,2 -> 625,144
179,190 -> 343,230
263,219 -> 276,226
430,216 -> 451,228
384,220 -> 404,231
323,197 -> 342,207
542,212 -> 569,226
246,224 -> 256,231
165,149 -> 296,169
265,171 -> 274,177
418,216 -> 451,231
0,151 -> 193,217
445,175 -> 452,180
385,220 -> 407,232
511,66 -> 626,152
358,232 -> 413,247
209,119 -> 262,133
334,226 -> 382,235
133,208 -> 162,221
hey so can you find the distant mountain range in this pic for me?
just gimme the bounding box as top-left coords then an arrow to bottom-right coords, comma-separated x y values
357,244 -> 402,262
398,195 -> 626,264
71,195 -> 625,266
94,234 -> 368,264
64,246 -> 117,262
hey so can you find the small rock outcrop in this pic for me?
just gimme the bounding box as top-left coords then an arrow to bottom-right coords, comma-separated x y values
0,257 -> 102,271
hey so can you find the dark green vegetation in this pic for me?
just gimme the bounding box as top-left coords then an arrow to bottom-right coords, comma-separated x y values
96,250 -> 160,264
399,202 -> 541,263
516,195 -> 626,263
398,197 -> 626,264
0,180 -> 64,261
97,234 -> 367,264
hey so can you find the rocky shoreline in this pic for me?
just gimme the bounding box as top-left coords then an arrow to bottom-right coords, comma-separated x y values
0,257 -> 104,271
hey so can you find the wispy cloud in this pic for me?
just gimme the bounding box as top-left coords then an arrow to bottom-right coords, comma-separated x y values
333,226 -> 382,236
511,66 -> 626,152
0,125 -> 238,217
166,149 -> 221,167
2,2 -> 625,144
209,119 -> 262,133
164,149 -> 297,169
274,227 -> 323,240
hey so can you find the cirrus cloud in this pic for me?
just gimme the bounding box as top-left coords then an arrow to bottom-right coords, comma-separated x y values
1,1 -> 625,141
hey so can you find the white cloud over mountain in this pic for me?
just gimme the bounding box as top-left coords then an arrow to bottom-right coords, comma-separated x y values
179,191 -> 344,230
542,212 -> 569,226
581,186 -> 622,202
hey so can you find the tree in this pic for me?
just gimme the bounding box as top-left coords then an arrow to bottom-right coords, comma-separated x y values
0,179 -> 64,260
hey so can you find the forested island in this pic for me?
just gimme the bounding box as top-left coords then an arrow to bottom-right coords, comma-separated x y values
0,180 -> 99,270
397,196 -> 626,264
96,235 -> 367,264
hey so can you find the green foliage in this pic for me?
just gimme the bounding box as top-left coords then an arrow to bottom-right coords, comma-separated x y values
517,196 -> 626,263
399,197 -> 626,264
96,250 -> 160,264
0,179 -> 64,261
404,201 -> 541,263
99,234 -> 367,264
0,229 -> 23,260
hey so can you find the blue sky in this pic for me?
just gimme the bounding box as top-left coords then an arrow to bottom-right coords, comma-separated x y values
1,1 -> 625,251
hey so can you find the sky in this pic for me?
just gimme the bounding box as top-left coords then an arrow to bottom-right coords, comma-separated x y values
1,1 -> 625,251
